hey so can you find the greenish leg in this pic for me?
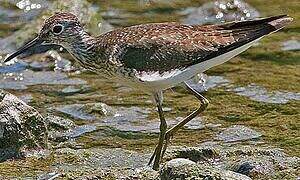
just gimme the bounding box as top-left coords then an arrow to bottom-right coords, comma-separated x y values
161,82 -> 209,158
148,92 -> 167,170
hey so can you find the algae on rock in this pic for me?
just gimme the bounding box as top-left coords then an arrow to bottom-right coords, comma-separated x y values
0,89 -> 48,162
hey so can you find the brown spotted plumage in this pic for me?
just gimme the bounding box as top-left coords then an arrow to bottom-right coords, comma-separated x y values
4,12 -> 293,170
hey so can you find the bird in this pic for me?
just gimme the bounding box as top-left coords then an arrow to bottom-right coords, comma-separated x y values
3,12 -> 292,170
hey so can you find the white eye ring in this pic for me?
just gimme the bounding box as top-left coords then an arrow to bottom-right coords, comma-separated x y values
52,24 -> 64,34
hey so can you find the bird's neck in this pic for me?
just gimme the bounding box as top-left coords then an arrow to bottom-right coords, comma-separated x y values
64,31 -> 106,70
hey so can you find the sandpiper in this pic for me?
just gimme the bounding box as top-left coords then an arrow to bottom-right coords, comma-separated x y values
4,12 -> 292,170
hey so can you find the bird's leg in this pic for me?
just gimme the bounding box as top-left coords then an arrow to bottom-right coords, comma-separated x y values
161,82 -> 209,157
148,92 -> 167,170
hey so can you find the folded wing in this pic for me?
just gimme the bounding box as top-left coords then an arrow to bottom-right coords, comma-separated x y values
113,15 -> 291,74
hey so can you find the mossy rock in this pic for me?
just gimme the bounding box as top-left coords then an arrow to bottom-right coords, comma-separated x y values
0,89 -> 48,162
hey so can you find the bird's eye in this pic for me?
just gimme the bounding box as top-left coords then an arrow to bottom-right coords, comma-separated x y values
52,24 -> 64,34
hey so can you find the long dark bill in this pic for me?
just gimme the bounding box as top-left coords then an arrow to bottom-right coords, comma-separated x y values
4,37 -> 43,63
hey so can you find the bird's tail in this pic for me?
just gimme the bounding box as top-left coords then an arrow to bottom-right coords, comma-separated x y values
221,15 -> 293,33
267,15 -> 293,31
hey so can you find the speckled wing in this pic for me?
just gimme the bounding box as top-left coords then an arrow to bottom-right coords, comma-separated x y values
116,15 -> 284,74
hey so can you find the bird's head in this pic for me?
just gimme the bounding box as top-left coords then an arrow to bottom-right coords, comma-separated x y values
4,12 -> 85,63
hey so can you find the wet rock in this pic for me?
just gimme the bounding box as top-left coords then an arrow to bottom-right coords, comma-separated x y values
45,115 -> 75,130
182,117 -> 205,130
281,40 -> 300,51
55,148 -> 149,169
18,94 -> 33,104
229,84 -> 300,104
66,125 -> 97,138
164,158 -> 196,167
230,158 -> 274,177
55,104 -> 96,120
0,70 -> 86,90
164,146 -> 219,162
61,85 -> 90,95
49,124 -> 97,142
216,125 -> 262,142
100,106 -> 153,132
55,103 -> 114,121
0,89 -> 47,161
61,86 -> 81,94
55,103 -> 215,133
164,144 -> 300,179
38,172 -> 61,180
160,160 -> 251,180
181,0 -> 260,25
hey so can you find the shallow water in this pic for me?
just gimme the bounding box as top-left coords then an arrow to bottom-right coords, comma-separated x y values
0,0 -> 299,178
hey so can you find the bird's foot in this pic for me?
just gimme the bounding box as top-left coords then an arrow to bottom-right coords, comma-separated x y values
148,131 -> 174,169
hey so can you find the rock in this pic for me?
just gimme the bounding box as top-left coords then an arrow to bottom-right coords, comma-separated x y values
55,103 -> 115,121
45,115 -> 75,130
49,124 -> 97,142
54,148 -> 149,169
181,0 -> 260,25
164,144 -> 300,179
164,146 -> 219,162
160,160 -> 251,180
230,158 -> 274,177
281,40 -> 300,51
38,172 -> 61,180
183,117 -> 205,130
65,125 -> 97,138
228,84 -> 300,104
61,85 -> 90,95
18,94 -> 33,104
216,125 -> 262,142
0,89 -> 48,161
165,158 -> 196,167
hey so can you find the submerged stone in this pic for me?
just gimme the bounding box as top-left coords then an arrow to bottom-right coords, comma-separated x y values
216,125 -> 262,142
45,115 -> 75,130
55,103 -> 115,121
0,89 -> 48,161
61,85 -> 90,95
281,40 -> 300,51
229,84 -> 300,104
